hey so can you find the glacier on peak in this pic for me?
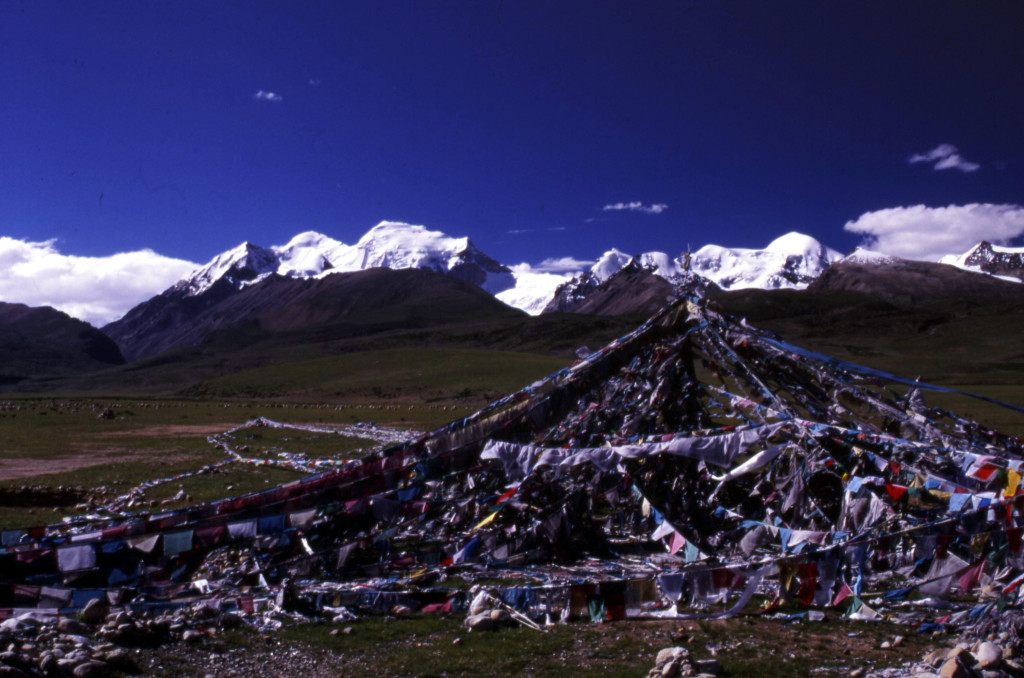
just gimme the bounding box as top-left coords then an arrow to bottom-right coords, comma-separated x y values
272,231 -> 348,278
690,233 -> 841,290
840,247 -> 900,265
176,221 -> 516,299
178,242 -> 278,296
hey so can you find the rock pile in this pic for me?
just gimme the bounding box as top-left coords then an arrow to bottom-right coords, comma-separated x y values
0,600 -> 245,677
871,617 -> 1024,678
646,647 -> 721,678
463,591 -> 521,632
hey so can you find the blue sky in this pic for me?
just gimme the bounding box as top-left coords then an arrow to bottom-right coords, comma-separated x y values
2,1 -> 1023,322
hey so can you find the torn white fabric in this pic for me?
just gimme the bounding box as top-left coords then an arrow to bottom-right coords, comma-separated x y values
481,423 -> 786,478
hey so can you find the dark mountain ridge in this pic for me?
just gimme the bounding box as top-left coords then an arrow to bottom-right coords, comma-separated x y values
105,267 -> 526,361
0,302 -> 124,384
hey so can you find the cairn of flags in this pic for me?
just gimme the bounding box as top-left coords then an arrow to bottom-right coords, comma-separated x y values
2,284 -> 1023,629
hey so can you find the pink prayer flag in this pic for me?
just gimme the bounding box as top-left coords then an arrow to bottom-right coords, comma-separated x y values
958,560 -> 985,594
669,531 -> 686,555
832,581 -> 852,606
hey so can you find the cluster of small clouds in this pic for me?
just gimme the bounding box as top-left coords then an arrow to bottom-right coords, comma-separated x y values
253,90 -> 283,103
844,203 -> 1024,261
507,226 -> 567,235
0,238 -> 198,327
908,143 -> 980,173
602,201 -> 668,214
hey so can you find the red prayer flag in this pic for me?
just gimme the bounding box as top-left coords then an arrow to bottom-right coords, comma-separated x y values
885,484 -> 908,501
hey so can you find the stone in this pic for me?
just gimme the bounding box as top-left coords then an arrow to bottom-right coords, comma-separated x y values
939,658 -> 971,678
975,642 -> 1003,670
72,660 -> 110,678
102,648 -> 139,674
0,665 -> 30,678
925,649 -> 948,667
661,659 -> 682,678
79,600 -> 108,626
464,613 -> 496,632
893,636 -> 905,648
58,619 -> 92,636
694,658 -> 721,675
39,652 -> 58,675
656,647 -> 688,666
182,630 -> 204,644
946,647 -> 976,665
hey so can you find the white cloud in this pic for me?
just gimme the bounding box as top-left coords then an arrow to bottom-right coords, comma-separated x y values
933,153 -> 980,172
0,238 -> 198,327
908,143 -> 980,172
521,256 -> 594,274
253,90 -> 283,102
843,203 -> 1024,261
602,201 -> 668,214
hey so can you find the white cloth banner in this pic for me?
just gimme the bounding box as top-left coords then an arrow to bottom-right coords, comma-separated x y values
481,423 -> 786,478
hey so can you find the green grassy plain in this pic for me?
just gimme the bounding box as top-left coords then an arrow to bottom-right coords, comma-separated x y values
139,615 -> 947,678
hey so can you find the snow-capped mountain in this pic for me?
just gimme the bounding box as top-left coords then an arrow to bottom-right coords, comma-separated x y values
273,231 -> 349,278
175,221 -> 516,299
495,265 -> 575,315
541,249 -> 637,313
940,241 -> 1024,282
104,221 -> 518,360
690,232 -> 843,290
541,233 -> 841,314
177,242 -> 280,297
838,247 -> 900,265
335,222 -> 515,293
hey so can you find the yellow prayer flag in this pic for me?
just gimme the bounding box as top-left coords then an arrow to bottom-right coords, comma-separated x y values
1006,469 -> 1022,498
471,511 -> 499,532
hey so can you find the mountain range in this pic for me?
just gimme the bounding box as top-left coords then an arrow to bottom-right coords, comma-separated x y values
4,221 -> 1024,392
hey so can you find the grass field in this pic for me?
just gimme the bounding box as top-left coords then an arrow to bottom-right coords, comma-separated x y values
138,614 -> 948,677
0,347 -> 568,528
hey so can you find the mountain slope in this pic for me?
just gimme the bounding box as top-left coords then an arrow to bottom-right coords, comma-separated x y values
548,262 -> 676,316
808,257 -> 1024,310
0,302 -> 124,383
109,267 -> 526,361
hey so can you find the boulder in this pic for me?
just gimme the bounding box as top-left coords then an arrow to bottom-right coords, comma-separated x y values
79,600 -> 108,626
464,613 -> 496,632
975,642 -> 1003,670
